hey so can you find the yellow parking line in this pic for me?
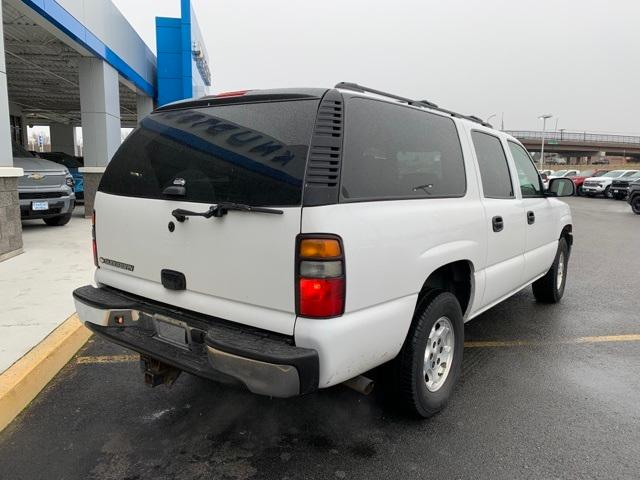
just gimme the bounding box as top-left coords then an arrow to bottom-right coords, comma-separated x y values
464,334 -> 640,348
74,334 -> 640,366
0,314 -> 92,433
76,354 -> 138,364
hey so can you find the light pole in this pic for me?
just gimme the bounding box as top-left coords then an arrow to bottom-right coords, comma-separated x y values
539,114 -> 553,167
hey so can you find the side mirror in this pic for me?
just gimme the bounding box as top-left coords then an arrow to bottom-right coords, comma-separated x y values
547,178 -> 575,197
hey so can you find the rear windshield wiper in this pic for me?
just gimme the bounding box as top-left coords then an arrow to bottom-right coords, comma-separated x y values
172,202 -> 283,222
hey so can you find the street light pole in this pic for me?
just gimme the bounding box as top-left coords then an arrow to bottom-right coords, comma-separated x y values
539,114 -> 553,167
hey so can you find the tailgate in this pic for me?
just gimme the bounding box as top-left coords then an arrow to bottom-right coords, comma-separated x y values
93,97 -> 321,335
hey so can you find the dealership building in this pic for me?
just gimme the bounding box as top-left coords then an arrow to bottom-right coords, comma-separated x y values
0,0 -> 211,260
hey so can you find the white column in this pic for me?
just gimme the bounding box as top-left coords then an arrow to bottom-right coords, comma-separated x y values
136,94 -> 154,123
78,57 -> 121,216
0,6 -> 14,171
49,123 -> 76,155
78,57 -> 120,168
0,6 -> 23,260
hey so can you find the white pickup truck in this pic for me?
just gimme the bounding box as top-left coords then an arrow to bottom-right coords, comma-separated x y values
73,83 -> 574,418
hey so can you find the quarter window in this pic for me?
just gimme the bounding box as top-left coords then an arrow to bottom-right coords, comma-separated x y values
471,131 -> 514,199
340,98 -> 466,200
508,141 -> 542,197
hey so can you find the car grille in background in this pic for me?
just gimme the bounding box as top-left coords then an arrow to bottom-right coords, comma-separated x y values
19,191 -> 68,200
611,181 -> 629,188
584,182 -> 600,187
19,174 -> 66,188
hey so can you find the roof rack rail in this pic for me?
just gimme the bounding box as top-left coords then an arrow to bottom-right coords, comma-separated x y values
334,82 -> 493,128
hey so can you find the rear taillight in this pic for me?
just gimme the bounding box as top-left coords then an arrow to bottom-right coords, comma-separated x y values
92,210 -> 98,267
296,236 -> 345,318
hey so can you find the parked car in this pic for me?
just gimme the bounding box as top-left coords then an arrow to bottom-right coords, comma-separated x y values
628,179 -> 640,214
549,169 -> 580,179
592,158 -> 610,165
545,156 -> 567,165
36,151 -> 84,200
539,169 -> 553,177
610,171 -> 640,200
13,143 -> 76,225
582,170 -> 640,198
570,169 -> 606,196
72,84 -> 574,418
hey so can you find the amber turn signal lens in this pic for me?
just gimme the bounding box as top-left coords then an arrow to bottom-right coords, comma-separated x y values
300,239 -> 341,258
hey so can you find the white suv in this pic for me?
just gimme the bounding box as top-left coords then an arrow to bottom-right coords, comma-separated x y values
73,83 -> 574,417
582,170 -> 639,197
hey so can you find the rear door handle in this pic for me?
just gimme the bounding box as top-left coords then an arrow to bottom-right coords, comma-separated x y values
492,216 -> 504,232
527,211 -> 535,225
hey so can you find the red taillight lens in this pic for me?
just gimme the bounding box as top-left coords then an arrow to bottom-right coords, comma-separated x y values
296,235 -> 345,318
92,210 -> 98,267
299,278 -> 345,317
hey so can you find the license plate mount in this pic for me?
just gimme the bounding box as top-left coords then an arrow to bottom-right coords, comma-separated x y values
153,315 -> 189,349
32,201 -> 49,211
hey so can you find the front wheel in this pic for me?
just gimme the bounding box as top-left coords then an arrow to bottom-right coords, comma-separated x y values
532,237 -> 569,303
389,291 -> 464,418
631,195 -> 640,215
604,186 -> 612,198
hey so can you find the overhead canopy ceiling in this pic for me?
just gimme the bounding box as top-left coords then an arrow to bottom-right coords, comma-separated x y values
3,2 -> 138,125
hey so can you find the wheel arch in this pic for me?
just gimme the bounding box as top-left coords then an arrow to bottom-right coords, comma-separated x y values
415,260 -> 475,320
560,223 -> 573,252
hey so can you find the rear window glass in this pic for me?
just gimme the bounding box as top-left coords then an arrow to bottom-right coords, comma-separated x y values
99,100 -> 320,206
340,98 -> 466,200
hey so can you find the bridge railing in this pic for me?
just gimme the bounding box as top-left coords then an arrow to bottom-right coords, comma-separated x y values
505,130 -> 640,145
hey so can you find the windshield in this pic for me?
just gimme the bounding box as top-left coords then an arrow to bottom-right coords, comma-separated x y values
553,170 -> 568,176
602,170 -> 624,178
622,171 -> 640,177
100,100 -> 320,206
580,170 -> 595,177
12,143 -> 34,158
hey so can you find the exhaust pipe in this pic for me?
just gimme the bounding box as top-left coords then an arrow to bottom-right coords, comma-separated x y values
342,375 -> 375,395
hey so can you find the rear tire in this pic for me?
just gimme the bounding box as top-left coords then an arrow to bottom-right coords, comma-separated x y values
387,291 -> 464,418
604,186 -> 612,198
532,237 -> 569,303
43,213 -> 72,226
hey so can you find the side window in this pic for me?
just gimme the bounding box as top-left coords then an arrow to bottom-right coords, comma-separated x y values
508,141 -> 542,197
471,131 -> 514,198
340,98 -> 466,200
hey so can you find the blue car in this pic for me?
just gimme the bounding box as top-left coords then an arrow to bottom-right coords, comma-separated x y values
36,152 -> 84,199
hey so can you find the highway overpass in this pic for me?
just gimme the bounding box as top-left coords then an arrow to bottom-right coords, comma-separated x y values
505,130 -> 640,162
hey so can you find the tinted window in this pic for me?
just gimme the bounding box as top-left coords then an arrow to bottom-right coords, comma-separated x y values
508,141 -> 542,196
100,100 -> 319,206
471,131 -> 514,198
622,171 -> 639,177
340,99 -> 465,200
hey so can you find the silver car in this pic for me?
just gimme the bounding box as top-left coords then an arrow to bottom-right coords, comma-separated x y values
13,143 -> 76,226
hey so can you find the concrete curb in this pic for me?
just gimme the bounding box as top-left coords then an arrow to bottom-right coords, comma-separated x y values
0,314 -> 91,433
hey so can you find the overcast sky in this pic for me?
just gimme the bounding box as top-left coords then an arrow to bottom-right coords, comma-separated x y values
112,0 -> 640,134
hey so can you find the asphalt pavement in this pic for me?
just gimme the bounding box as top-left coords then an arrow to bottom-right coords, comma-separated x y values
1,196 -> 639,480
